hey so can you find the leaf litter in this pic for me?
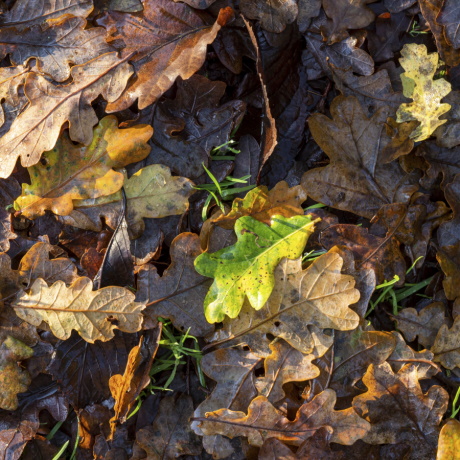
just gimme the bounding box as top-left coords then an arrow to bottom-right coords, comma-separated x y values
0,1 -> 459,459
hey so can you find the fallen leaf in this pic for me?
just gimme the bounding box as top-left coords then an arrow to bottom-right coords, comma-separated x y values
240,0 -> 298,34
136,233 -> 213,337
208,253 -> 360,357
0,253 -> 20,299
62,165 -> 194,238
321,0 -> 377,44
0,17 -> 112,82
109,327 -> 161,439
0,52 -> 133,179
301,96 -> 418,220
47,331 -> 139,409
97,0 -> 234,111
136,394 -> 202,459
353,362 -> 449,459
396,302 -> 450,348
0,0 -> 93,27
320,224 -> 406,285
0,336 -> 33,410
0,65 -> 29,129
437,0 -> 460,49
213,182 -> 307,229
195,214 -> 318,323
0,176 -> 21,252
11,277 -> 145,343
14,116 -> 152,219
198,390 -> 370,447
396,43 -> 452,142
432,316 -> 460,370
436,419 -> 460,460
255,338 -> 320,404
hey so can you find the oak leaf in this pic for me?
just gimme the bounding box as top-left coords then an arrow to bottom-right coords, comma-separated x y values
195,215 -> 318,323
0,52 -> 133,179
0,17 -> 112,82
213,182 -> 307,230
396,43 -> 452,142
0,176 -> 21,252
301,96 -> 418,220
198,390 -> 370,447
432,316 -> 460,370
208,253 -> 360,357
0,336 -> 33,410
437,0 -> 460,49
97,0 -> 234,111
14,116 -> 152,219
60,165 -> 194,238
353,363 -> 448,459
136,233 -> 213,337
0,65 -> 29,129
11,277 -> 145,343
436,419 -> 460,460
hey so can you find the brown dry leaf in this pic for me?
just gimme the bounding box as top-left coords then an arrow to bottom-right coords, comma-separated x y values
60,165 -> 194,238
135,394 -> 202,459
321,0 -> 377,44
353,362 -> 449,459
301,96 -> 418,220
436,419 -> 460,460
18,242 -> 78,287
0,65 -> 29,129
0,52 -> 133,179
109,326 -> 161,440
255,338 -> 320,404
396,302 -> 450,349
11,277 -> 145,343
306,328 -> 396,400
437,175 -> 460,302
198,390 -> 370,447
0,0 -> 93,27
320,224 -> 406,286
14,116 -> 152,219
432,316 -> 460,370
0,336 -> 33,410
191,348 -> 261,457
240,0 -> 298,33
97,0 -> 233,111
208,253 -> 360,357
136,233 -> 212,337
0,17 -> 112,82
213,181 -> 307,230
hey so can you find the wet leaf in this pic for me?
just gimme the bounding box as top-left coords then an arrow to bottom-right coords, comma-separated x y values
353,363 -> 449,459
437,0 -> 460,49
396,43 -> 452,142
14,116 -> 152,219
0,336 -> 33,410
198,390 -> 370,447
97,0 -> 234,111
396,302 -> 450,348
432,316 -> 460,370
195,214 -> 318,323
255,338 -> 320,404
208,253 -> 360,357
0,17 -> 112,82
11,277 -> 145,343
301,96 -> 418,220
136,233 -> 213,337
0,52 -> 133,179
436,419 -> 460,460
213,182 -> 306,229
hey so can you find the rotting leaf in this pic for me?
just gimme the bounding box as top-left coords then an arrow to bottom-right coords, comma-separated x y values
97,0 -> 234,111
396,43 -> 452,142
136,233 -> 213,337
11,277 -> 145,343
0,336 -> 33,410
195,214 -> 318,323
353,363 -> 448,459
0,52 -> 133,179
14,116 -> 152,219
207,253 -> 360,357
213,182 -> 307,229
301,96 -> 418,220
437,0 -> 460,49
197,390 -> 370,447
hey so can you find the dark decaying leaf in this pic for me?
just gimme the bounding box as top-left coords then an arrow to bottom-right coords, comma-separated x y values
0,176 -> 20,252
437,0 -> 460,49
94,189 -> 134,289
